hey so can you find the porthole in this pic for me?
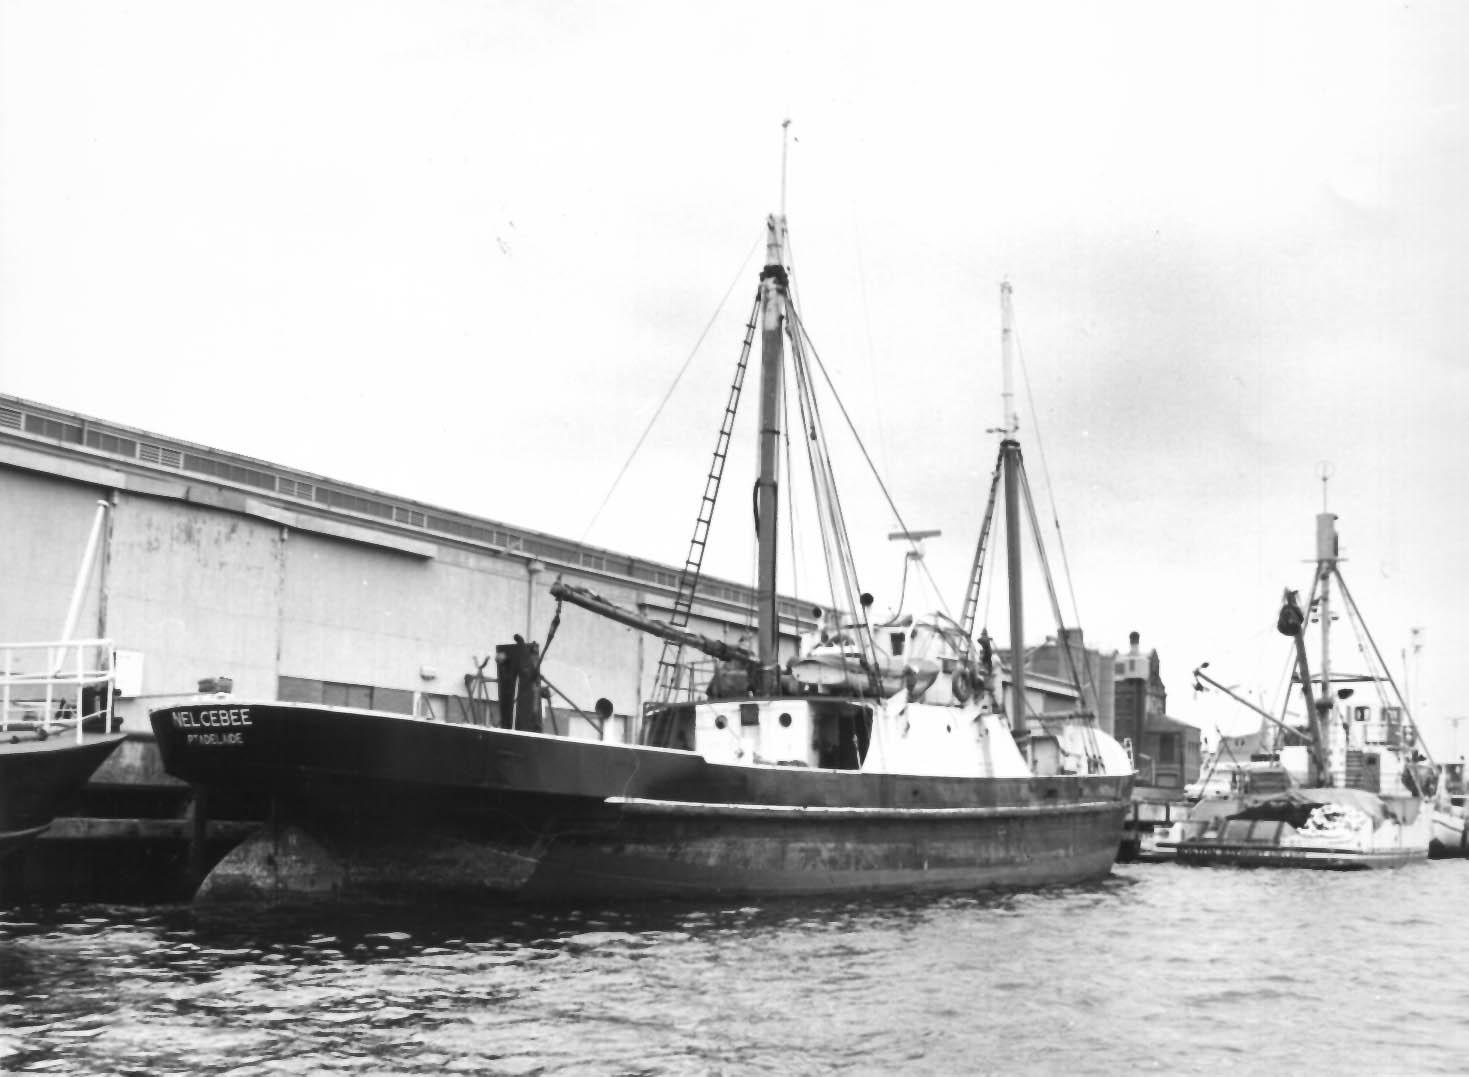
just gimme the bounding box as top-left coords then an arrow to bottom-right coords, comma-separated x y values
779,713 -> 792,728
714,715 -> 727,730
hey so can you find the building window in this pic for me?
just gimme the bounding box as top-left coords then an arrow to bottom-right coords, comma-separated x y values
279,676 -> 476,721
84,430 -> 138,456
24,415 -> 83,443
279,676 -> 412,714
1157,732 -> 1180,766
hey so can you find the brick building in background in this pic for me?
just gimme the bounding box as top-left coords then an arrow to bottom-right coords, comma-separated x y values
1114,631 -> 1200,790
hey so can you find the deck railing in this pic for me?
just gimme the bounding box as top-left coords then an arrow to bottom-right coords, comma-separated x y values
0,638 -> 117,743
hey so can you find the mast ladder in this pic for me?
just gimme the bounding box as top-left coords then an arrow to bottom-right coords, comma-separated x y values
652,294 -> 761,702
958,449 -> 1005,642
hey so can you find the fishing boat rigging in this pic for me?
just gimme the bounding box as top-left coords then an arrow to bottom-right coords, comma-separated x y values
550,179 -> 1121,778
149,140 -> 1133,904
1167,478 -> 1433,868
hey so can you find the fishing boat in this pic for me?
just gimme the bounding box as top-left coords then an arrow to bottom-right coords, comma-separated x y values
1428,762 -> 1467,857
150,187 -> 1133,904
1162,501 -> 1432,869
1428,803 -> 1467,858
1,503 -> 126,861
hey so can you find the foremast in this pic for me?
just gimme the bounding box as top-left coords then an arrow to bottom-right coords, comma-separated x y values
754,214 -> 788,694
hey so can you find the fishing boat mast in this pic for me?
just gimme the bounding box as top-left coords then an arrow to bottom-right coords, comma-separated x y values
999,282 -> 1027,735
1315,471 -> 1338,777
754,214 -> 787,694
753,123 -> 793,695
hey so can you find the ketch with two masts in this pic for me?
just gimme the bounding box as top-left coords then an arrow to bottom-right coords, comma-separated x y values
151,172 -> 1133,904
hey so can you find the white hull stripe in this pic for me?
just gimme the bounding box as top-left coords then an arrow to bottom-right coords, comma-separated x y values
604,797 -> 1123,820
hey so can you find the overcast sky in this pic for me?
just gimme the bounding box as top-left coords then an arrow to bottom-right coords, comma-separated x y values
3,1 -> 1465,752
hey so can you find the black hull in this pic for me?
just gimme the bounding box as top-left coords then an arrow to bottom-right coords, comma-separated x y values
0,732 -> 126,860
150,702 -> 1130,904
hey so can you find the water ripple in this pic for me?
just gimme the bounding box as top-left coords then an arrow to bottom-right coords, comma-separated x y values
4,863 -> 1469,1073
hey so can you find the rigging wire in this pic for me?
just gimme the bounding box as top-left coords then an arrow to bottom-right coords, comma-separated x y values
852,216 -> 894,483
792,345 -> 844,630
1012,321 -> 1087,643
1334,568 -> 1430,763
1017,463 -> 1102,770
779,338 -> 807,626
785,305 -> 953,620
1338,569 -> 1390,714
577,233 -> 763,544
981,541 -> 996,629
783,270 -> 880,683
1270,641 -> 1299,739
785,250 -> 867,652
1018,461 -> 1087,700
784,251 -> 848,629
1282,572 -> 1323,735
789,308 -> 863,647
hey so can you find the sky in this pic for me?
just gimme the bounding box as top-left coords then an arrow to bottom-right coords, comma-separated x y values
2,1 -> 1466,753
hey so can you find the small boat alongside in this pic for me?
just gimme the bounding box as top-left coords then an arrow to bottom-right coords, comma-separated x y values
1,504 -> 126,861
1119,786 -> 1190,862
151,159 -> 1133,905
1163,502 -> 1432,870
0,640 -> 126,860
1429,806 -> 1467,858
1428,765 -> 1467,857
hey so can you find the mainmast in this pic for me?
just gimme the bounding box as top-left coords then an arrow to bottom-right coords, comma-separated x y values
1000,282 -> 1027,735
1315,502 -> 1339,780
754,213 -> 788,693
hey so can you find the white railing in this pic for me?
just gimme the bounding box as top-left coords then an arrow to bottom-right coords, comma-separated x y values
0,638 -> 117,743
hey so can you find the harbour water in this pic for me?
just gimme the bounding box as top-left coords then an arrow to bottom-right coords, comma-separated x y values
4,861 -> 1468,1076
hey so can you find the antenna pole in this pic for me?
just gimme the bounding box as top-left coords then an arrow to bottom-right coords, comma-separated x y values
780,118 -> 792,220
1000,281 -> 1018,435
1315,465 -> 1337,774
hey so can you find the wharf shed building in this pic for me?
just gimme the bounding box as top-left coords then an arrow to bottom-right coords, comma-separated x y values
3,394 -> 1140,901
1,393 -> 817,752
1,393 -> 1127,756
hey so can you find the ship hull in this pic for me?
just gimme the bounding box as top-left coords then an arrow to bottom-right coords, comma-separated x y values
150,702 -> 1130,904
1171,842 -> 1425,870
0,732 -> 126,859
1164,789 -> 1432,871
1428,807 -> 1468,858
